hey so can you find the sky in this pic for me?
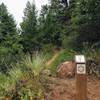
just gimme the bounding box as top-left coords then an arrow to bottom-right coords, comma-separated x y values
0,0 -> 48,26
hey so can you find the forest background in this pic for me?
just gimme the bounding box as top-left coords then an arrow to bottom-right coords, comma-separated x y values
0,0 -> 100,99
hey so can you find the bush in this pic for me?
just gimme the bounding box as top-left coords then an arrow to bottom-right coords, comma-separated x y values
42,43 -> 56,53
62,35 -> 76,49
0,53 -> 46,99
82,46 -> 100,77
0,53 -> 24,73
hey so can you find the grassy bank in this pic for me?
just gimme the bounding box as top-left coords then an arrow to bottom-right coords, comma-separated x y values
49,50 -> 76,75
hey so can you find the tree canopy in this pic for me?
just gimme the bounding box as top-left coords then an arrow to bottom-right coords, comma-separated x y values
1,0 -> 100,54
0,3 -> 22,55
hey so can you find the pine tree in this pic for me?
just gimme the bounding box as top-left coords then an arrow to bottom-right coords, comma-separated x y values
38,0 -> 65,48
21,1 -> 38,53
0,3 -> 16,42
71,0 -> 100,49
0,3 -> 22,55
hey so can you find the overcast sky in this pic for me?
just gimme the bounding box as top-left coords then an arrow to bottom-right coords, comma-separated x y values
0,0 -> 48,26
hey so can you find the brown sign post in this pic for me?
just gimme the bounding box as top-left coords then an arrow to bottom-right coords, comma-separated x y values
75,55 -> 87,100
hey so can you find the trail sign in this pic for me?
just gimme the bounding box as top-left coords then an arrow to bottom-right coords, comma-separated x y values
75,55 -> 86,63
77,64 -> 86,74
75,55 -> 87,100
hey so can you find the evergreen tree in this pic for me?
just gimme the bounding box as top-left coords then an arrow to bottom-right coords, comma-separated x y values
71,0 -> 100,49
21,1 -> 38,53
0,3 -> 22,55
37,5 -> 49,46
38,0 -> 65,48
58,0 -> 74,48
0,3 -> 16,42
0,3 -> 23,72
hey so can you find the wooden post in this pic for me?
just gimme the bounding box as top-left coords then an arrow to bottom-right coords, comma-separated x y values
75,55 -> 87,100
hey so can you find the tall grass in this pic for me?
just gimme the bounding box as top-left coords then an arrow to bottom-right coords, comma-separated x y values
20,53 -> 46,76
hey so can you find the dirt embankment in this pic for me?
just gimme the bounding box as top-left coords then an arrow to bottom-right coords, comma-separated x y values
44,77 -> 100,100
44,51 -> 100,100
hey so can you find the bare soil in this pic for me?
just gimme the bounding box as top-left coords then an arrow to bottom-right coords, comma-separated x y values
45,51 -> 100,100
44,77 -> 100,100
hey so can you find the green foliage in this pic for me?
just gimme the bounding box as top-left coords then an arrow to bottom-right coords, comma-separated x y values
82,46 -> 100,77
11,54 -> 46,99
0,3 -> 23,54
20,1 -> 38,52
22,53 -> 46,76
0,53 -> 46,98
71,0 -> 100,49
50,49 -> 75,75
38,0 -> 66,48
0,3 -> 16,41
0,3 -> 23,72
0,73 -> 10,96
0,1 -> 100,99
42,43 -> 56,53
62,34 -> 76,49
0,35 -> 23,55
0,54 -> 23,73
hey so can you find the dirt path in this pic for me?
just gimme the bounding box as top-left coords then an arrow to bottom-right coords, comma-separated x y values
44,51 -> 100,100
46,51 -> 61,66
45,77 -> 100,100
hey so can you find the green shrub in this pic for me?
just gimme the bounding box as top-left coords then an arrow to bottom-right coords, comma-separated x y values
42,43 -> 56,53
82,46 -> 100,77
0,52 -> 24,73
0,53 -> 46,99
0,73 -> 15,97
13,54 -> 45,99
21,53 -> 46,76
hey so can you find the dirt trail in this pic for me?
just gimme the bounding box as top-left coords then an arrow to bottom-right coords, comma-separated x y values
46,51 -> 61,66
45,51 -> 100,100
45,77 -> 100,100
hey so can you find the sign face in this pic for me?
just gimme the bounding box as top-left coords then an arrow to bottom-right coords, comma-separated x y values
77,64 -> 86,74
75,55 -> 86,63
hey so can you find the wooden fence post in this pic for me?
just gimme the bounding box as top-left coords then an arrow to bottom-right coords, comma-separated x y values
75,55 -> 87,100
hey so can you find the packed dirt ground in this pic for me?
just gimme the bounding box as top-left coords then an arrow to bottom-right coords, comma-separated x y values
44,76 -> 100,100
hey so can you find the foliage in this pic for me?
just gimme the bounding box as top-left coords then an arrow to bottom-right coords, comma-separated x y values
0,53 -> 46,99
0,1 -> 100,99
42,43 -> 56,53
20,1 -> 38,53
0,54 -> 23,73
0,3 -> 23,55
50,49 -> 76,75
82,46 -> 100,77
71,0 -> 100,49
22,53 -> 46,76
0,3 -> 16,42
0,73 -> 12,97
0,3 -> 23,73
38,0 -> 67,48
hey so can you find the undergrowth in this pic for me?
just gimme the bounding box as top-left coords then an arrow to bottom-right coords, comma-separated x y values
0,53 -> 47,99
0,48 -> 100,99
82,47 -> 100,78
